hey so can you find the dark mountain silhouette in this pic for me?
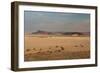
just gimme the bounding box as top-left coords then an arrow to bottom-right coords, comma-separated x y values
32,30 -> 90,36
32,30 -> 52,34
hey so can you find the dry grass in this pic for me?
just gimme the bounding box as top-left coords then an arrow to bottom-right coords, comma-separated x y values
24,35 -> 90,61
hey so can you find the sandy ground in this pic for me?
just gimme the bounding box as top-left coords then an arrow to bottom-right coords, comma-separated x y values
24,35 -> 90,61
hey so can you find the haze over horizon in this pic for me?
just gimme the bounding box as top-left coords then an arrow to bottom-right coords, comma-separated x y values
24,11 -> 90,33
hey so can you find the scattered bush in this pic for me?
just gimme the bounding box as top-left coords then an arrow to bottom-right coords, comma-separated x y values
60,46 -> 64,50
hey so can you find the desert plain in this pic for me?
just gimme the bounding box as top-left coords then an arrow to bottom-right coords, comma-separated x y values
24,34 -> 90,61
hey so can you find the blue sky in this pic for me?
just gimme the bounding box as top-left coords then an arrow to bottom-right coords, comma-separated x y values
24,11 -> 90,33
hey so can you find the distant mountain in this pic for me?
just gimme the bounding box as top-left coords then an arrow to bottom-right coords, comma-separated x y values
32,30 -> 52,34
31,30 -> 90,36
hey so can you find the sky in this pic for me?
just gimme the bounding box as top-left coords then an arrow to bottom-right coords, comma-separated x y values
24,11 -> 90,33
